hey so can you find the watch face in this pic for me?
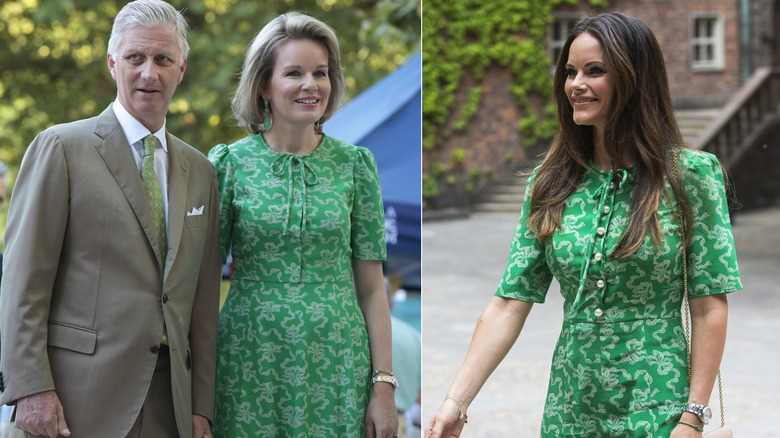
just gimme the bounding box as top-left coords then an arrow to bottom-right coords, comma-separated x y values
703,406 -> 712,423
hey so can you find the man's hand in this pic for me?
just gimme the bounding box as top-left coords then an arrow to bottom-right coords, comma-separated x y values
193,414 -> 212,438
15,391 -> 70,437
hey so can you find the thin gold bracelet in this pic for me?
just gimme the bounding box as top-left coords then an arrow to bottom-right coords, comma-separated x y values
443,397 -> 469,423
372,368 -> 394,377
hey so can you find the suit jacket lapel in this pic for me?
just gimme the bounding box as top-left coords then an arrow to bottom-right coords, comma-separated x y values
164,135 -> 190,281
93,106 -> 165,268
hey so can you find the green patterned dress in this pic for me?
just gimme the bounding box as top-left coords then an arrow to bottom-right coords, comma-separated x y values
208,134 -> 386,437
495,149 -> 741,437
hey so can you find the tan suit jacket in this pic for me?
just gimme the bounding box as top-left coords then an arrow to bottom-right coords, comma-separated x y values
0,106 -> 221,437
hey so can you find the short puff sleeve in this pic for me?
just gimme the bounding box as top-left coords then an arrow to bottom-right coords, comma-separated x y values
494,172 -> 554,302
679,150 -> 742,297
350,147 -> 387,261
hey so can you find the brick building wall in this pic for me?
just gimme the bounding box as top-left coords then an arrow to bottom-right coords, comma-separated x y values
752,0 -> 780,69
555,0 -> 777,108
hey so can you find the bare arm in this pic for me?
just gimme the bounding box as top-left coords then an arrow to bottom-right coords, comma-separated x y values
353,260 -> 397,438
672,293 -> 728,437
426,296 -> 534,438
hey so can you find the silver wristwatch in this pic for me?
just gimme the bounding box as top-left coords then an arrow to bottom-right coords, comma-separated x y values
683,403 -> 712,425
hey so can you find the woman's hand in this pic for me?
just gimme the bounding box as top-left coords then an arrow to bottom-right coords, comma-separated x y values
365,385 -> 398,438
425,398 -> 467,438
670,422 -> 703,438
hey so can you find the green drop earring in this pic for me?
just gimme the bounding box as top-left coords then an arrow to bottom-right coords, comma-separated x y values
262,97 -> 273,132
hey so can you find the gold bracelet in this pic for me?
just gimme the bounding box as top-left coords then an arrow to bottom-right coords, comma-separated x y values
444,397 -> 468,423
372,368 -> 394,377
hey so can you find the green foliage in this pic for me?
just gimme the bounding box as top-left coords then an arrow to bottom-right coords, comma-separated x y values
422,0 -> 606,205
519,111 -> 541,145
451,86 -> 482,132
422,174 -> 438,198
519,101 -> 560,147
502,150 -> 514,164
0,0 -> 420,247
430,161 -> 446,177
423,0 -> 556,136
450,147 -> 466,165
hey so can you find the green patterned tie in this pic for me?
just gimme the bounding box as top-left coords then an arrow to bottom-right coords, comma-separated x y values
141,135 -> 168,265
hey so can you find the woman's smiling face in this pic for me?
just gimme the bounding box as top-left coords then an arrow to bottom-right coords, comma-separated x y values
263,38 -> 332,130
564,32 -> 614,132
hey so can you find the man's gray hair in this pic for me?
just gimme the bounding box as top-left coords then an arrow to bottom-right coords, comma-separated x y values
0,160 -> 7,179
107,0 -> 190,61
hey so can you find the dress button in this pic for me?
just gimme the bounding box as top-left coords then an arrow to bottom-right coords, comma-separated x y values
594,308 -> 604,318
602,206 -> 610,215
596,279 -> 606,288
597,227 -> 606,236
594,252 -> 603,262
162,294 -> 169,303
150,345 -> 160,354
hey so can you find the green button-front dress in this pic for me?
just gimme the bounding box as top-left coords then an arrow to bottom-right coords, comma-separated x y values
495,149 -> 741,437
208,134 -> 386,437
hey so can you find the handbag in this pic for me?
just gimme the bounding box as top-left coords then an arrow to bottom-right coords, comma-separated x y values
674,150 -> 733,438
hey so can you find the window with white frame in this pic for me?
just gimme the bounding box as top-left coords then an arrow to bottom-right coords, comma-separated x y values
550,13 -> 586,65
691,14 -> 724,71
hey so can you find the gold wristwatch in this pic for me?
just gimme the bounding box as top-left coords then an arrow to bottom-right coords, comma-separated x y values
371,374 -> 399,389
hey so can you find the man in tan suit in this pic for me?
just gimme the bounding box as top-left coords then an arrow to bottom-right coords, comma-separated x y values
0,1 -> 220,437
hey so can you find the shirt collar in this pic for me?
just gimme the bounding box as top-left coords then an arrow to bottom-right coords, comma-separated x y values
112,100 -> 168,152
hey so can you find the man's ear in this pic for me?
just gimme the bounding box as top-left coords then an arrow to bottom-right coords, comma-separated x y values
107,53 -> 117,80
177,58 -> 187,84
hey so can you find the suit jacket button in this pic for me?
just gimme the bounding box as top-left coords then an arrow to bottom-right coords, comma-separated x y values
162,294 -> 169,303
151,345 -> 160,354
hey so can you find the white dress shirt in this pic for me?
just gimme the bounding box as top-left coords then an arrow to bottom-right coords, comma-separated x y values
111,100 -> 170,224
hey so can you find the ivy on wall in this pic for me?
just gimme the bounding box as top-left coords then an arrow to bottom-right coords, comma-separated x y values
422,0 -> 608,204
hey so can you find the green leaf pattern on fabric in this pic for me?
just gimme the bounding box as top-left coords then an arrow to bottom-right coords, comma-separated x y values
208,134 -> 386,437
495,149 -> 741,437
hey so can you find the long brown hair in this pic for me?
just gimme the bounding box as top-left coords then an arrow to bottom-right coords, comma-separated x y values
528,12 -> 692,257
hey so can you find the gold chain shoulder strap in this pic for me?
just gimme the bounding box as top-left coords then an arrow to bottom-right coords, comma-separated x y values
672,148 -> 726,428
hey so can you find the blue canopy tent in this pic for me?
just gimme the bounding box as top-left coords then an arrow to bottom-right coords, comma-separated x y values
324,52 -> 421,290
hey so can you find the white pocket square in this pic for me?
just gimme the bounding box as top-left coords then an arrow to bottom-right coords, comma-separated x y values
186,205 -> 204,216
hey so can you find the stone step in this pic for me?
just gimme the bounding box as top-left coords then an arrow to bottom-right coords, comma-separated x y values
487,183 -> 526,195
675,109 -> 721,146
474,170 -> 532,213
474,202 -> 523,213
482,191 -> 524,203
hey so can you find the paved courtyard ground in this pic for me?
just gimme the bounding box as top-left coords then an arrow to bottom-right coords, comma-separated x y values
421,206 -> 780,436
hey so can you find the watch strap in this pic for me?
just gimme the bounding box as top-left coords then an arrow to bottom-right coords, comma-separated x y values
372,374 -> 398,389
